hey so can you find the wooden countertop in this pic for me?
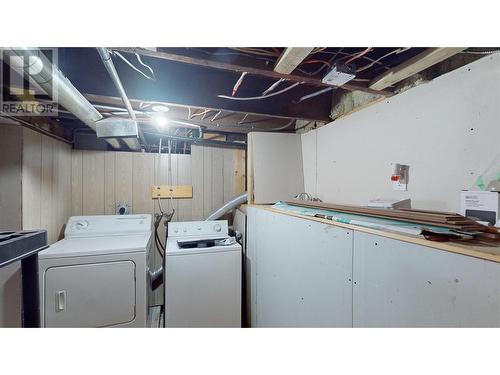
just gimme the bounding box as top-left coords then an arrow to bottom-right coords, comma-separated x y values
250,205 -> 500,264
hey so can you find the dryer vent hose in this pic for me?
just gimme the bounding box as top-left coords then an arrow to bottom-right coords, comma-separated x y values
150,267 -> 163,291
205,192 -> 248,221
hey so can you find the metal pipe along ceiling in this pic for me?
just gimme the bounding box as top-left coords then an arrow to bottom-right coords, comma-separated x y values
97,47 -> 145,150
3,47 -> 121,149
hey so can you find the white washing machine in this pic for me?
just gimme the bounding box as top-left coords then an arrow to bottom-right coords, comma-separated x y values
38,214 -> 153,328
165,220 -> 241,327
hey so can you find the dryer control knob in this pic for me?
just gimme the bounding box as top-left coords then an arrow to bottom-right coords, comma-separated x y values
75,220 -> 89,230
213,224 -> 222,232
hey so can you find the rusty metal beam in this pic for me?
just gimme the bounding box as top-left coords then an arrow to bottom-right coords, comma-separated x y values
112,47 -> 394,97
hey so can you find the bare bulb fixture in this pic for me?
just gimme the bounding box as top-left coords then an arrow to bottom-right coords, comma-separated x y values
154,114 -> 168,128
151,104 -> 170,112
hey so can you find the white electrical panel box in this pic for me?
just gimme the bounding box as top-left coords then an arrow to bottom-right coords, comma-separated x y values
322,63 -> 356,86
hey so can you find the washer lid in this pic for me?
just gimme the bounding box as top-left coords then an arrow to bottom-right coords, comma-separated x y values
39,233 -> 151,259
166,237 -> 241,256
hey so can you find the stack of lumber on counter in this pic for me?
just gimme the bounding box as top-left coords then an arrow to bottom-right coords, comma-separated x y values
286,199 -> 500,242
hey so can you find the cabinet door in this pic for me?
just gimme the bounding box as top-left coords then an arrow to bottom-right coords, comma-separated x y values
249,208 -> 353,327
353,231 -> 500,327
44,261 -> 136,327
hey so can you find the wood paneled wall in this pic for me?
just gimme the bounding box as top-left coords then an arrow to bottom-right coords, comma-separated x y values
70,145 -> 246,305
0,124 -> 23,231
0,125 -> 72,327
0,123 -> 23,327
70,145 -> 246,219
22,128 -> 72,244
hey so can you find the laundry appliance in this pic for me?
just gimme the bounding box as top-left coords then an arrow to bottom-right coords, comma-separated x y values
38,214 -> 153,328
165,220 -> 241,327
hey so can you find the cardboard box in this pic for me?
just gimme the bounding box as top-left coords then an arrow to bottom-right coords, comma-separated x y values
460,190 -> 500,225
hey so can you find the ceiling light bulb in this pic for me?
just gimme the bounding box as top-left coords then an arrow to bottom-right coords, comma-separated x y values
154,115 -> 168,128
151,104 -> 170,112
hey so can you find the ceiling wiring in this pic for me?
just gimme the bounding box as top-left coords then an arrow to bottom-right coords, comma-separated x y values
238,114 -> 250,124
230,47 -> 280,57
356,47 -> 410,72
311,47 -> 327,54
295,48 -> 344,77
344,48 -> 373,64
301,59 -> 331,68
113,51 -> 156,80
232,72 -> 248,96
192,49 -> 277,63
210,110 -> 222,122
218,82 -> 302,101
461,48 -> 500,54
319,48 -> 387,68
262,78 -> 286,95
190,108 -> 210,119
262,119 -> 295,131
297,87 -> 335,102
136,54 -> 156,79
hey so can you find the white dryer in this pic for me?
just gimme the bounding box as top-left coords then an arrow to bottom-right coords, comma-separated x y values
165,220 -> 241,327
38,214 -> 153,328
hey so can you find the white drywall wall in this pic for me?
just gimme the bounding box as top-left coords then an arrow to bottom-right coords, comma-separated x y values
250,132 -> 304,204
302,54 -> 500,212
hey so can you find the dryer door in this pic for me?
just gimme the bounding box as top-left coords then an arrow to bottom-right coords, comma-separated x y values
44,261 -> 136,327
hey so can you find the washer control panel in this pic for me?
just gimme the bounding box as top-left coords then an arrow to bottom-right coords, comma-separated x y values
65,214 -> 152,238
169,220 -> 228,238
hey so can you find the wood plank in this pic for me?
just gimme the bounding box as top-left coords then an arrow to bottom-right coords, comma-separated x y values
59,143 -> 72,235
190,145 -> 204,220
203,146 -> 213,219
369,48 -> 466,90
274,47 -> 315,74
233,148 -> 246,196
115,152 -> 133,211
177,154 -> 192,221
82,151 -> 105,215
223,148 -> 235,203
21,128 -> 42,230
151,185 -> 193,199
104,152 -> 116,214
211,147 -> 224,213
51,141 -> 64,241
113,48 -> 393,97
132,153 -> 154,215
40,136 -> 53,241
285,200 -> 488,231
71,150 -> 83,216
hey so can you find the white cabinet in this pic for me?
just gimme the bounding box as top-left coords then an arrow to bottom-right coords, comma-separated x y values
248,207 -> 353,327
247,207 -> 500,328
353,232 -> 500,327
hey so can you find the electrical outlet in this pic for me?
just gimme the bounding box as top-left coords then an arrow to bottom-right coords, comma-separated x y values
390,163 -> 409,191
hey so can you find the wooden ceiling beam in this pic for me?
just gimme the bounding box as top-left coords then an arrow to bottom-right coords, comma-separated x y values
369,47 -> 466,90
83,93 -> 302,134
274,47 -> 315,74
112,47 -> 394,97
83,93 -> 321,123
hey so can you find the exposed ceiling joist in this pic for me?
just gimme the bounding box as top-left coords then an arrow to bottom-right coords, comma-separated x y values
112,48 -> 393,97
274,47 -> 315,74
369,47 -> 466,90
83,93 -> 304,133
